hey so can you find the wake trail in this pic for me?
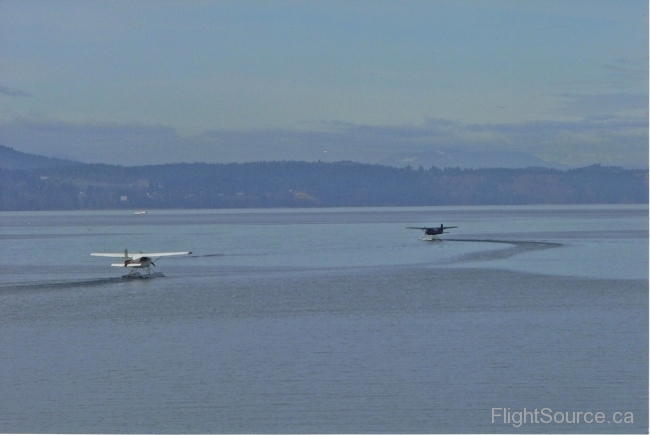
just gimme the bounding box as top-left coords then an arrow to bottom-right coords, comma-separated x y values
441,238 -> 563,264
0,277 -> 130,292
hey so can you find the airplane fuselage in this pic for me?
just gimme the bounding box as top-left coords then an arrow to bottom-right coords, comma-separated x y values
123,256 -> 153,268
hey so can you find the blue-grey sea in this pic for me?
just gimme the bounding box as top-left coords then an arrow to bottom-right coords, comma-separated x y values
0,205 -> 647,433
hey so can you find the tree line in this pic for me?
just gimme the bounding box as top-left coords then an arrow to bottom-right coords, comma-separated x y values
0,160 -> 647,210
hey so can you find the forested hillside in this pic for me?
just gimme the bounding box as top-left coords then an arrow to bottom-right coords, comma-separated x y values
0,145 -> 79,170
0,160 -> 647,210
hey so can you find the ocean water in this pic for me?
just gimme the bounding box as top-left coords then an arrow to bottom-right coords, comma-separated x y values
0,205 -> 647,433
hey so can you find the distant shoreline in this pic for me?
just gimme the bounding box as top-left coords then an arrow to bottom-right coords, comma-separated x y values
0,160 -> 647,211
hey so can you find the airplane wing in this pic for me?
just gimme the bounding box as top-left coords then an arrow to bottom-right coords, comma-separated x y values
405,226 -> 457,230
90,253 -> 127,258
131,251 -> 192,259
91,251 -> 192,259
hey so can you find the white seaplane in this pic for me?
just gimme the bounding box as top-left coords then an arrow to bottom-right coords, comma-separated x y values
91,249 -> 192,279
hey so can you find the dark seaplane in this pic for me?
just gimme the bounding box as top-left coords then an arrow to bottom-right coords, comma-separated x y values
406,224 -> 458,241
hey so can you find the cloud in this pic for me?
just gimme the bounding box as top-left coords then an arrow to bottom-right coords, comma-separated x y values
603,58 -> 649,88
0,117 -> 181,163
555,93 -> 648,117
0,109 -> 646,169
0,85 -> 31,98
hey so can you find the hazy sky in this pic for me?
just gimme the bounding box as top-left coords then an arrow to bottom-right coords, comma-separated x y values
0,0 -> 647,167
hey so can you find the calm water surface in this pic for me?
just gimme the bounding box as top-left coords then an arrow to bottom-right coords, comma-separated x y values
0,205 -> 647,433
